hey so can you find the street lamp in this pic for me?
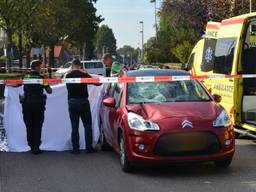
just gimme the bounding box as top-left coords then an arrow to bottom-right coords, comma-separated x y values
139,21 -> 144,63
150,0 -> 158,42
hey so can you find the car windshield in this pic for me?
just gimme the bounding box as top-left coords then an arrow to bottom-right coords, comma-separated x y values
127,80 -> 211,104
83,62 -> 103,69
63,62 -> 72,68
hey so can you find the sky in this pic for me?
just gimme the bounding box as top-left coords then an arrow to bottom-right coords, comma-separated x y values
95,0 -> 162,49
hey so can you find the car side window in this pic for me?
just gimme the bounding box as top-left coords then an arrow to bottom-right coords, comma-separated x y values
83,62 -> 94,69
104,83 -> 116,97
94,62 -> 103,68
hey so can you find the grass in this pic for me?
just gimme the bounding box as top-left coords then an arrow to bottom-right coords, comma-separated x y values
0,73 -> 23,79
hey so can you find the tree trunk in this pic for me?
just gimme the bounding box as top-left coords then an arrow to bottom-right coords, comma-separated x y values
80,47 -> 83,59
18,32 -> 23,68
43,46 -> 47,68
6,29 -> 13,72
49,45 -> 55,68
26,45 -> 31,68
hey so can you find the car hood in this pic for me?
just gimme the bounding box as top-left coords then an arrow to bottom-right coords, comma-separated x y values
126,102 -> 222,122
56,68 -> 70,74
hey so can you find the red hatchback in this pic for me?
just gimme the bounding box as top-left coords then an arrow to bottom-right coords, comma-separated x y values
99,70 -> 235,172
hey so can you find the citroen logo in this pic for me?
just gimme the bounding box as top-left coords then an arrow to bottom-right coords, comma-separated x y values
182,120 -> 193,128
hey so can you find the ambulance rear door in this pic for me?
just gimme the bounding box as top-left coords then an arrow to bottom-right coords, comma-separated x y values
212,17 -> 246,120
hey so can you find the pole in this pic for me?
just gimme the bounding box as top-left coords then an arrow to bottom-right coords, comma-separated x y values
154,0 -> 158,42
102,46 -> 105,56
250,0 -> 252,13
150,0 -> 158,41
140,21 -> 144,63
3,32 -> 7,71
249,0 -> 252,33
18,32 -> 23,68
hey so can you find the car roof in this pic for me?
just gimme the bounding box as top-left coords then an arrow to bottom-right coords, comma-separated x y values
81,60 -> 101,63
126,69 -> 189,77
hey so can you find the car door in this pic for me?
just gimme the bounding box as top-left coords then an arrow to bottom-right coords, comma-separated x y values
111,84 -> 124,149
101,83 -> 116,145
103,83 -> 123,148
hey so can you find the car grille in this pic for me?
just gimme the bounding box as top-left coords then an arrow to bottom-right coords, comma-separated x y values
155,132 -> 221,157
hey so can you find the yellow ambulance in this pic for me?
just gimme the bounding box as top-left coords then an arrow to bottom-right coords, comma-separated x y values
186,13 -> 256,137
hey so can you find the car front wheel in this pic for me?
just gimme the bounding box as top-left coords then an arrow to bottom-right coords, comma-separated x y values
119,133 -> 133,172
100,124 -> 111,151
215,157 -> 233,168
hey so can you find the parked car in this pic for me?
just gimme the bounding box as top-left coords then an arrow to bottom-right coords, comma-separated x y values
99,69 -> 235,172
55,60 -> 106,77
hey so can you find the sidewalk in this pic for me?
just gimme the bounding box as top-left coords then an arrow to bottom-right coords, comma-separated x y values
0,99 -> 8,152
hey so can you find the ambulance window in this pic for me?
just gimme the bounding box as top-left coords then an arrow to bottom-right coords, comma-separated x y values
201,38 -> 216,72
187,53 -> 195,70
213,38 -> 237,74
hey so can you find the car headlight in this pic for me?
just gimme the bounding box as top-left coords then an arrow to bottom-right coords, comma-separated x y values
128,112 -> 160,131
213,110 -> 231,128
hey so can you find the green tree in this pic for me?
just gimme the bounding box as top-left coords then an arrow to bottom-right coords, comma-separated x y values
65,0 -> 103,60
0,0 -> 41,69
117,45 -> 139,65
153,0 -> 253,63
233,0 -> 256,15
95,25 -> 117,55
23,0 -> 102,67
0,0 -> 102,68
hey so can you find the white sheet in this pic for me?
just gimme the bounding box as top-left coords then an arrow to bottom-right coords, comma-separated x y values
4,84 -> 104,152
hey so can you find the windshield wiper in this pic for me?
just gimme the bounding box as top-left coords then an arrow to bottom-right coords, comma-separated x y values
174,99 -> 211,102
130,101 -> 163,104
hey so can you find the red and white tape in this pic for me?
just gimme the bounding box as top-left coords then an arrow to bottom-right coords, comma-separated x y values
1,74 -> 256,85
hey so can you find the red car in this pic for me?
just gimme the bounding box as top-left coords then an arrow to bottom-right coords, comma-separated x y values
99,69 -> 235,172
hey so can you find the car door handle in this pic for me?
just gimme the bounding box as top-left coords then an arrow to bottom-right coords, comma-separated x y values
229,79 -> 234,82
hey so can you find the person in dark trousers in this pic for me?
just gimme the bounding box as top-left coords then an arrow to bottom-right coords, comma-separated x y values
65,59 -> 101,154
21,60 -> 52,154
102,53 -> 113,77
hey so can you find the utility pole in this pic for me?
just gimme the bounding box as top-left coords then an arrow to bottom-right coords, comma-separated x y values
150,0 -> 158,42
150,0 -> 159,64
139,21 -> 144,63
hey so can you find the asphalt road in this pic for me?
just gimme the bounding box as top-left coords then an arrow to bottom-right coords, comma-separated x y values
0,139 -> 256,192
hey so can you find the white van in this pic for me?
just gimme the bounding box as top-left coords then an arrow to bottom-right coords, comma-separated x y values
55,60 -> 106,77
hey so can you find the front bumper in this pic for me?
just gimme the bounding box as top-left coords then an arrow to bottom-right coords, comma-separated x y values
125,129 -> 235,164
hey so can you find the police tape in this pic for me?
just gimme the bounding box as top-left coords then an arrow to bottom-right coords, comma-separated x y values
1,74 -> 256,85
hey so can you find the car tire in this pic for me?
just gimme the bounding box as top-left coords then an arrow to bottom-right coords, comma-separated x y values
215,157 -> 233,168
119,133 -> 133,172
100,124 -> 111,151
234,131 -> 240,139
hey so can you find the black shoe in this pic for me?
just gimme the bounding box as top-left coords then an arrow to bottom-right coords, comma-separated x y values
86,148 -> 97,153
71,150 -> 80,155
31,148 -> 42,155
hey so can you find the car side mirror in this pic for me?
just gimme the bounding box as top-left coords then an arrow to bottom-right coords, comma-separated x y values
103,97 -> 116,108
212,94 -> 222,103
